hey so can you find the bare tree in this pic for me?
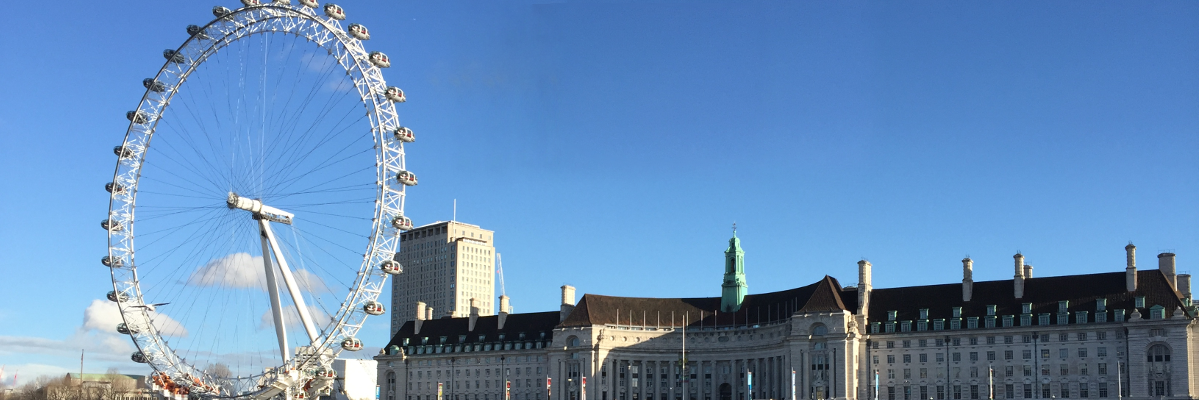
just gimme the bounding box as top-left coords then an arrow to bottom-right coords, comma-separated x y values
204,364 -> 232,379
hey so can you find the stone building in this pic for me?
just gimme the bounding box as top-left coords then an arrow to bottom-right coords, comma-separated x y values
391,221 -> 498,335
376,235 -> 1199,400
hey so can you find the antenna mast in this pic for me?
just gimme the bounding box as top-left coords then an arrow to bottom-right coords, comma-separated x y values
496,253 -> 507,297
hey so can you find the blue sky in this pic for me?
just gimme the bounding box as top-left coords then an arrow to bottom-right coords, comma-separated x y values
0,0 -> 1197,386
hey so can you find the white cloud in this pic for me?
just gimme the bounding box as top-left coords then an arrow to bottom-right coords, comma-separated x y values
187,253 -> 330,294
258,304 -> 332,331
82,299 -> 188,338
187,253 -> 267,290
0,363 -> 70,387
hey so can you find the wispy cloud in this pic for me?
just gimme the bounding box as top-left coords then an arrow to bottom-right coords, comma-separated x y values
187,253 -> 330,294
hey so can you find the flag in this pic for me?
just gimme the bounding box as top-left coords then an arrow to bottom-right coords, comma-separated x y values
438,382 -> 443,400
582,377 -> 587,400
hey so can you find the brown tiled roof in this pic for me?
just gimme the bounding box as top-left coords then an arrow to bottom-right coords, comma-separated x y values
385,311 -> 560,348
864,269 -> 1188,324
558,275 -> 848,328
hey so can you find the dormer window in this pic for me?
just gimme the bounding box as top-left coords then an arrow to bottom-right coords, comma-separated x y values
952,307 -> 962,318
1058,301 -> 1069,313
919,308 -> 929,320
986,305 -> 997,316
1135,296 -> 1146,308
1022,303 -> 1032,314
1096,298 -> 1107,312
888,311 -> 898,321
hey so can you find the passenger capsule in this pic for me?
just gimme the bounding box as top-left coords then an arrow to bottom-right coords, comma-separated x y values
391,215 -> 413,231
240,0 -> 261,6
101,255 -> 123,268
127,110 -> 149,124
116,323 -> 139,335
340,337 -> 363,351
274,0 -> 291,5
368,52 -> 390,68
298,0 -> 318,7
114,146 -> 134,159
105,182 -> 126,193
143,78 -> 166,93
186,25 -> 210,40
348,24 -> 370,40
363,301 -> 386,315
318,368 -> 336,378
384,87 -> 406,103
324,4 -> 346,20
163,49 -> 185,64
379,259 -> 402,275
393,127 -> 415,143
102,219 -> 123,232
213,6 -> 233,17
396,170 -> 417,186
131,352 -> 149,363
107,290 -> 129,302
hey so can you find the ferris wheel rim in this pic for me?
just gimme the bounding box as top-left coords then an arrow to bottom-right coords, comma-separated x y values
104,3 -> 409,398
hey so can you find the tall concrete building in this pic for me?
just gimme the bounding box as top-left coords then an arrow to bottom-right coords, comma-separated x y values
390,221 -> 497,335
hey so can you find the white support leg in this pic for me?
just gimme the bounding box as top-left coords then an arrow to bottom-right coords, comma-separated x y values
260,225 -> 290,364
260,220 -> 321,343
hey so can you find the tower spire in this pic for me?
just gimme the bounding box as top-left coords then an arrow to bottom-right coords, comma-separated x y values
721,229 -> 748,312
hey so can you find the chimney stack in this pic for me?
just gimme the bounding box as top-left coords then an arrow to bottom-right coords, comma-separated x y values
1158,252 -> 1177,290
1179,274 -> 1192,299
857,260 -> 872,317
1126,243 -> 1137,292
560,285 -> 577,322
962,258 -> 974,302
1014,253 -> 1026,299
425,306 -> 434,321
469,298 -> 480,332
414,302 -> 427,334
497,295 -> 510,330
1024,264 -> 1033,279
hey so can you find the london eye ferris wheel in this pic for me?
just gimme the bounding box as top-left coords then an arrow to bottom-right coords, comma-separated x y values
102,1 -> 415,398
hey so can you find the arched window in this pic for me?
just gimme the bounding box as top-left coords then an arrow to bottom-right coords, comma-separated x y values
1148,344 -> 1171,363
387,371 -> 397,400
811,323 -> 828,336
568,336 -> 580,347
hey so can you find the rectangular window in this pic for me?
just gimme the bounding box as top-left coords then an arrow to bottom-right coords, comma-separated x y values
1078,348 -> 1088,358
887,341 -> 896,349
1005,351 -> 1014,360
1041,366 -> 1050,376
953,385 -> 962,400
987,351 -> 996,361
1098,383 -> 1108,398
1097,332 -> 1107,340
904,354 -> 912,363
970,385 -> 979,400
920,354 -> 928,363
1097,363 -> 1107,375
904,369 -> 911,379
1042,385 -> 1051,399
873,356 -> 879,365
1023,350 -> 1032,360
1005,384 -> 1014,399
888,355 -> 895,364
903,340 -> 912,348
937,353 -> 945,362
1023,366 -> 1032,377
938,386 -> 945,400
905,386 -> 912,400
1024,384 -> 1033,399
1060,349 -> 1069,359
921,386 -> 929,400
888,387 -> 896,400
953,353 -> 961,362
1097,347 -> 1107,357
920,368 -> 928,379
1041,349 -> 1050,359
1080,364 -> 1088,376
1061,385 -> 1071,399
1059,333 -> 1069,342
919,339 -> 928,347
1005,366 -> 1014,377
1004,336 -> 1014,344
970,352 -> 978,362
970,337 -> 979,345
1077,332 -> 1088,341
986,336 -> 996,345
1060,365 -> 1069,376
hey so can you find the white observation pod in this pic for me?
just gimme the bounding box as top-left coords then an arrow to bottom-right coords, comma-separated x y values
105,182 -> 126,193
341,337 -> 362,351
163,49 -> 185,64
363,301 -> 386,315
393,126 -> 415,142
391,215 -> 413,231
396,170 -> 418,186
369,52 -> 390,68
348,23 -> 370,40
385,87 -> 406,103
114,146 -> 134,159
102,219 -> 123,232
126,110 -> 149,124
116,323 -> 139,335
143,78 -> 166,93
102,255 -> 123,267
107,290 -> 129,302
298,0 -> 318,7
379,259 -> 402,275
212,6 -> 233,17
324,4 -> 346,20
186,25 -> 211,40
131,352 -> 149,363
240,0 -> 262,6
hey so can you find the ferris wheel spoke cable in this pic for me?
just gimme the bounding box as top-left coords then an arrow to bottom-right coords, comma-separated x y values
258,100 -> 367,194
262,143 -> 373,198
